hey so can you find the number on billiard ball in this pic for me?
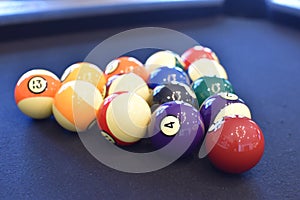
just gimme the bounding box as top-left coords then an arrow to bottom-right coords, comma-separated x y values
160,115 -> 181,136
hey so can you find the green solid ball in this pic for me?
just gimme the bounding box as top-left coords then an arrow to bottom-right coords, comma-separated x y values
191,76 -> 234,107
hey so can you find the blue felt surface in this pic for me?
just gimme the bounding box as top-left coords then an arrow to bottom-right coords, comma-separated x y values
0,9 -> 300,200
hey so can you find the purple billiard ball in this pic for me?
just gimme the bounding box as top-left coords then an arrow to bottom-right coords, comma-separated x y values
200,92 -> 252,131
147,66 -> 190,89
148,101 -> 205,157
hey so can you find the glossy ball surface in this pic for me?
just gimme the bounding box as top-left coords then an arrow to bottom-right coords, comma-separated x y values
97,92 -> 151,146
200,92 -> 251,131
148,101 -> 205,157
108,73 -> 151,102
53,80 -> 103,132
14,69 -> 61,119
152,81 -> 198,110
191,76 -> 234,107
188,58 -> 228,82
145,50 -> 185,73
181,45 -> 219,70
104,56 -> 149,81
147,66 -> 190,89
205,116 -> 265,174
61,62 -> 107,97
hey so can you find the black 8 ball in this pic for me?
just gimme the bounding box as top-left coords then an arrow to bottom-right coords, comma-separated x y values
152,81 -> 199,110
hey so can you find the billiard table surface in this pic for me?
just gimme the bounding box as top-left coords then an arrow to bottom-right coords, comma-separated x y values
0,4 -> 300,200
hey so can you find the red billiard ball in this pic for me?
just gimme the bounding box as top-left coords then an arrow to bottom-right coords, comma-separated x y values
14,69 -> 61,119
205,116 -> 265,174
181,45 -> 219,71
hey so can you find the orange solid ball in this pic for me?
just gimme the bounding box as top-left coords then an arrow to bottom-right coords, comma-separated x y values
14,69 -> 61,119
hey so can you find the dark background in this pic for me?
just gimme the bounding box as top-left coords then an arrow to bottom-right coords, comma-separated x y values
1,1 -> 300,199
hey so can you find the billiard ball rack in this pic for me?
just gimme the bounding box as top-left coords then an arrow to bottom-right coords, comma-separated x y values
14,45 -> 265,174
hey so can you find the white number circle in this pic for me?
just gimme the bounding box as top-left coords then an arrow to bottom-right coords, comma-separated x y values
105,59 -> 119,74
160,115 -> 181,136
28,76 -> 47,94
219,92 -> 238,100
101,131 -> 116,144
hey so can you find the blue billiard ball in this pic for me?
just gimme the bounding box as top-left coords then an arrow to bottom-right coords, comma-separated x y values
147,66 -> 190,89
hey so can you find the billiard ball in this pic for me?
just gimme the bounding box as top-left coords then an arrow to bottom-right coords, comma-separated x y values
61,62 -> 107,97
205,116 -> 265,174
152,81 -> 199,110
147,66 -> 190,89
104,56 -> 149,81
187,58 -> 228,82
97,92 -> 129,146
145,50 -> 185,73
105,74 -> 120,93
108,73 -> 151,102
181,45 -> 219,70
52,80 -> 103,132
148,101 -> 205,157
200,92 -> 251,131
14,69 -> 61,119
97,92 -> 151,145
191,76 -> 234,107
